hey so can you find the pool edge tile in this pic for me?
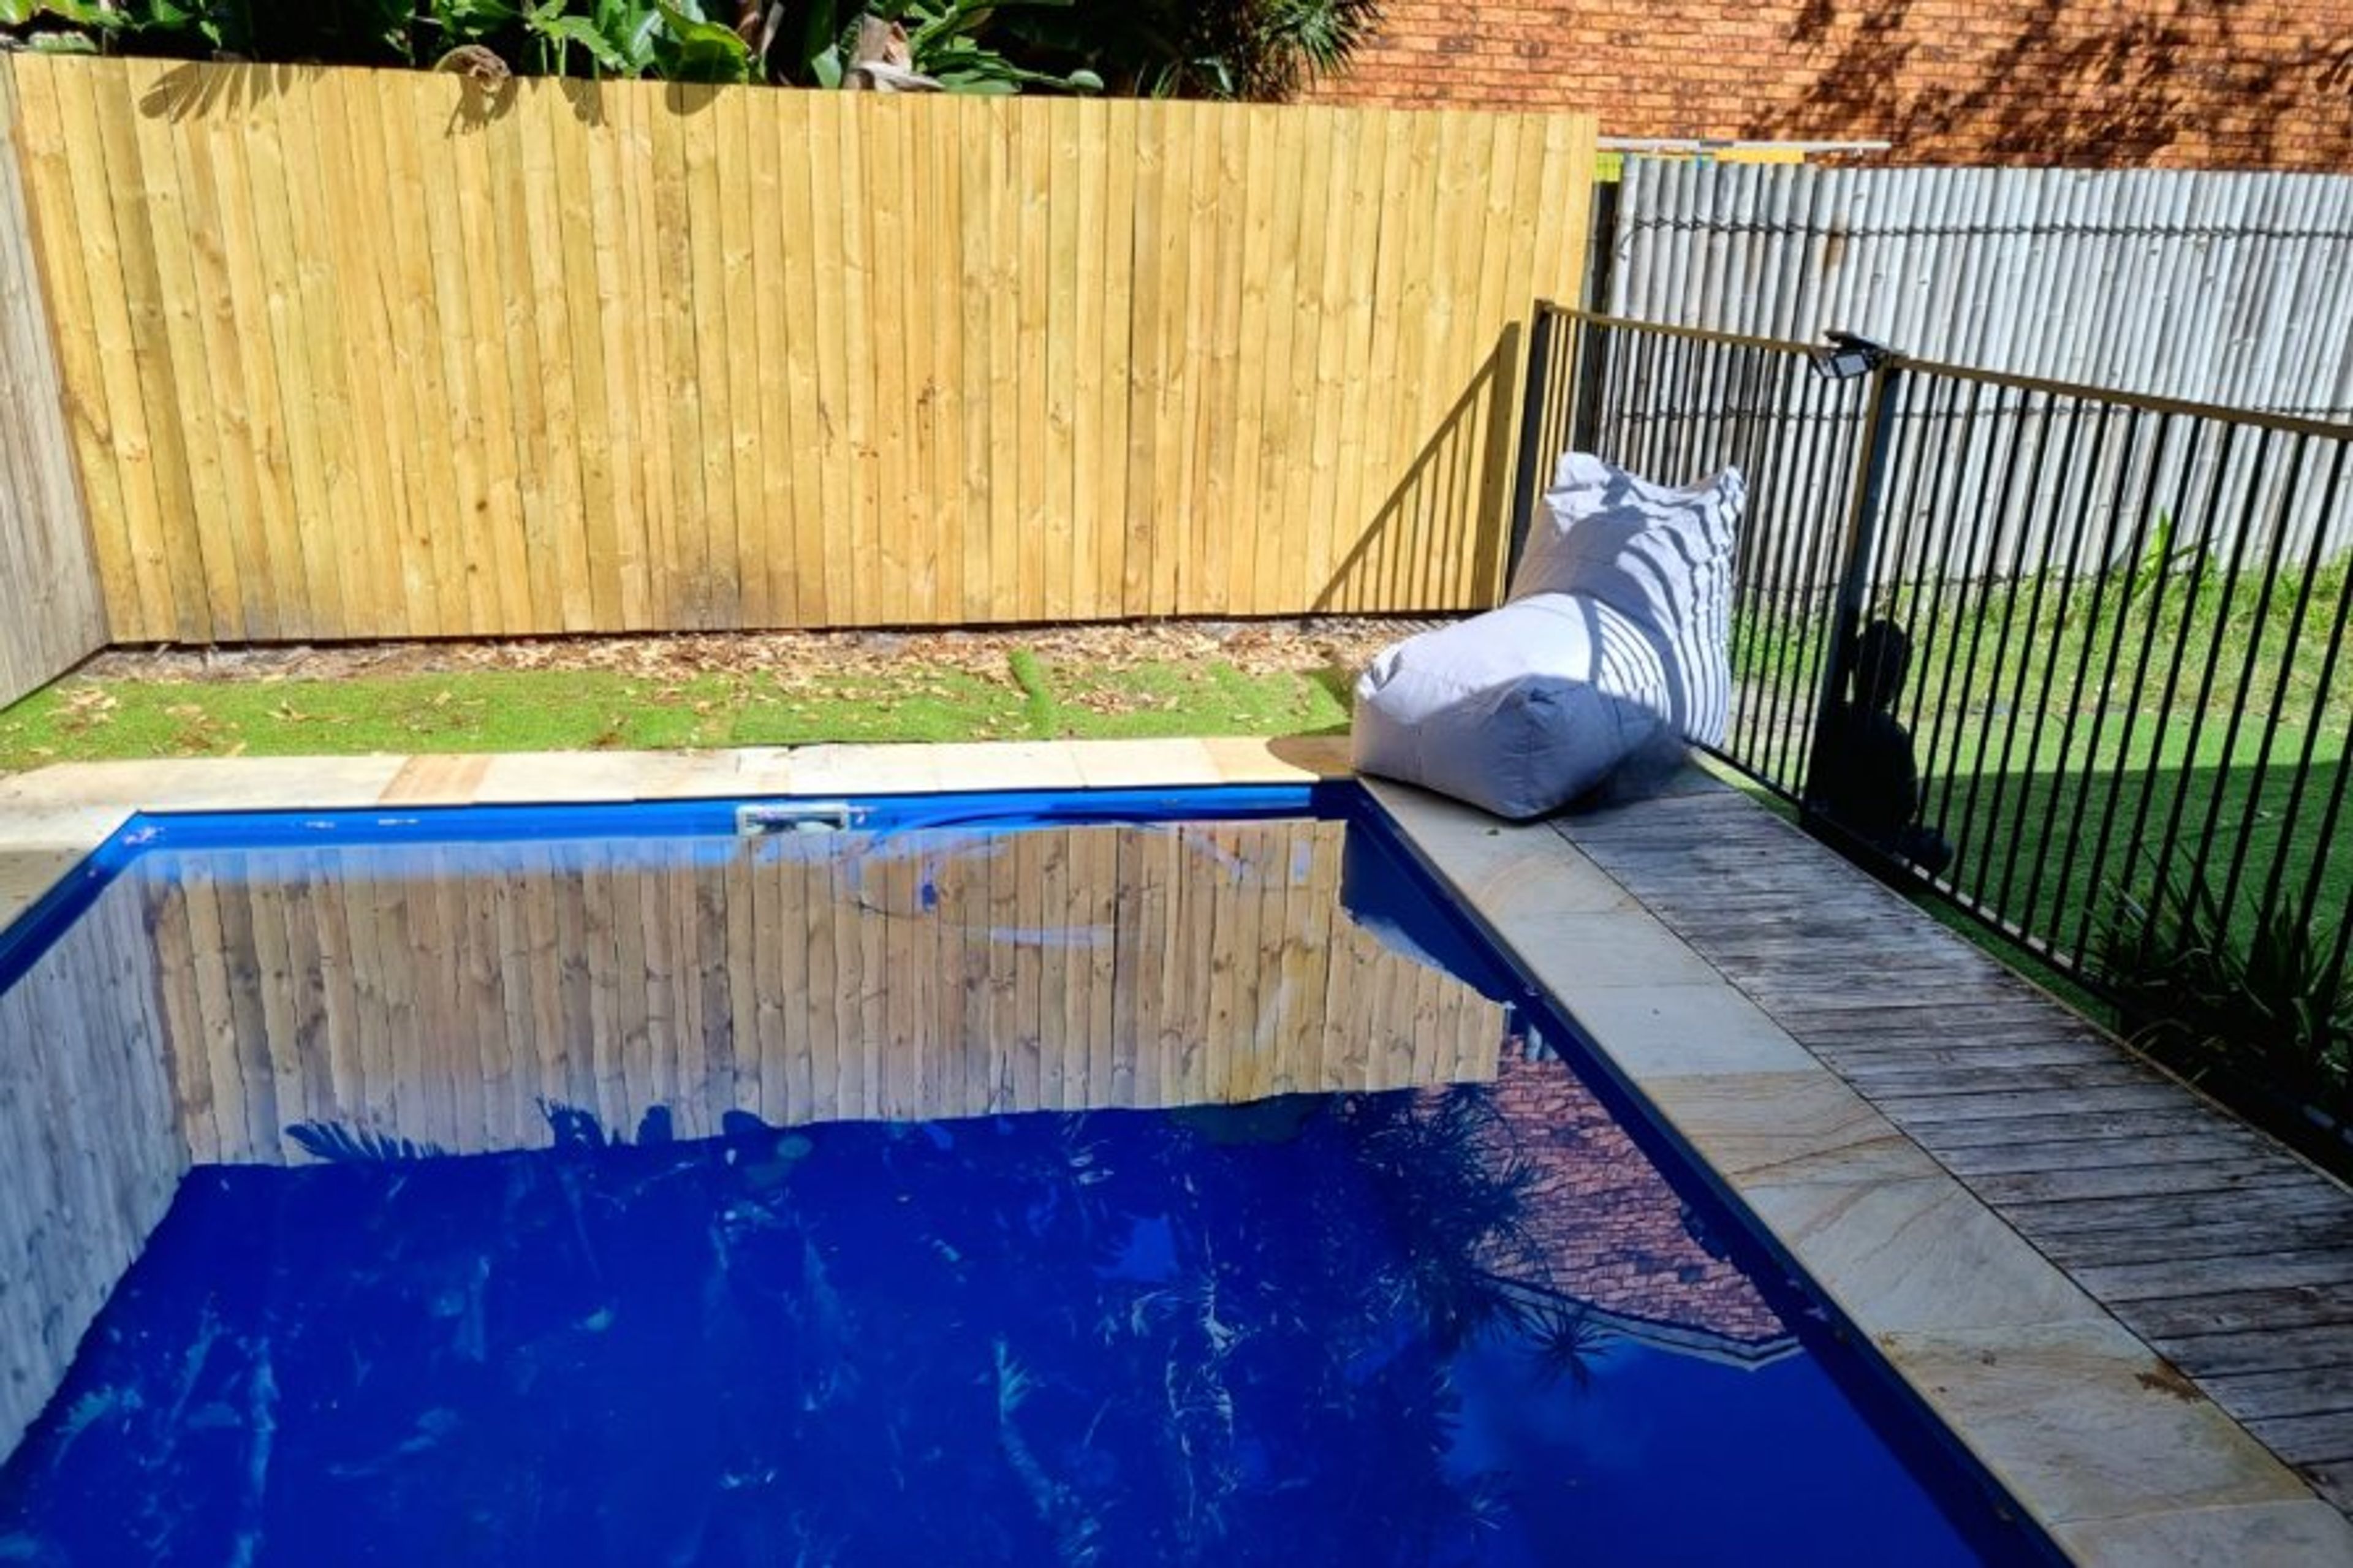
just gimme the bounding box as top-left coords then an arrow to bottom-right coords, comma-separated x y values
1201,735 -> 1351,783
1,756 -> 409,811
377,754 -> 493,805
1640,1069 -> 1949,1187
2051,1496 -> 2353,1566
1878,1320 -> 2317,1531
1738,1169 -> 2113,1338
1067,738 -> 1225,788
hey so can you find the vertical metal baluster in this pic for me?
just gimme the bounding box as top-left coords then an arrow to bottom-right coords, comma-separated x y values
2061,409 -> 2175,961
1803,357 -> 1909,817
1770,363 -> 1840,791
2265,441 -> 2353,931
1506,305 -> 1559,589
1894,376 -> 1960,770
2116,420 -> 2237,920
2207,432 -> 2315,928
1949,387 -> 2056,917
2160,428 -> 2275,924
1995,392 -> 2104,932
1917,379 -> 1999,852
1797,370 -> 1873,793
1726,344 -> 1778,770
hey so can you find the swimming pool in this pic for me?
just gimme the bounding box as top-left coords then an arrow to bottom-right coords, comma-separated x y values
0,783 -> 2053,1561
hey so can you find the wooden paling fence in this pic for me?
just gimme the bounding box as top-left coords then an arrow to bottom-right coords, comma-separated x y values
0,67 -> 104,708
2,56 -> 1595,645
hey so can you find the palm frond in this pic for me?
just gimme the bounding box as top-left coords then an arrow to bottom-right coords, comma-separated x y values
284,1119 -> 449,1162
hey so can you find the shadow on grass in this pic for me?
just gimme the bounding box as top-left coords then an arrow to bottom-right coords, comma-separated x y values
1920,750 -> 2351,974
1297,665 -> 1359,738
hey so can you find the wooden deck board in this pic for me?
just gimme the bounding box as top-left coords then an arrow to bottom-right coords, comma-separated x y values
1550,775 -> 2353,1517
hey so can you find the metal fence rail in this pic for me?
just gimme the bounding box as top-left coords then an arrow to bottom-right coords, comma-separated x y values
1518,305 -> 2353,1008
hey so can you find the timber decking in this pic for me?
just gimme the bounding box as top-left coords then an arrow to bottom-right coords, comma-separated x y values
1550,778 -> 2353,1517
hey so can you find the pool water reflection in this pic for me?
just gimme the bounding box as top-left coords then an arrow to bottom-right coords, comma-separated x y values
2,1058 -> 1977,1564
0,792 -> 2021,1561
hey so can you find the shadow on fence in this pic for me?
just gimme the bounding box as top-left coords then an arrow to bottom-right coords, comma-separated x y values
132,58 -> 737,134
1313,325 -> 1523,614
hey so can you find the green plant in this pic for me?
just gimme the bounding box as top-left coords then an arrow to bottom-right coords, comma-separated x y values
755,0 -> 1102,93
2121,506 -> 2197,613
2097,851 -> 2353,1127
4,0 -> 1377,95
892,0 -> 1102,93
993,0 -> 1379,99
0,0 -> 755,78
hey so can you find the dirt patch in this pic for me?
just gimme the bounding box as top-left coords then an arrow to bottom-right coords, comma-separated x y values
77,617 -> 1449,688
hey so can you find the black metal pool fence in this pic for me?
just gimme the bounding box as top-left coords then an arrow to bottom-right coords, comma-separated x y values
1514,305 -> 2353,1002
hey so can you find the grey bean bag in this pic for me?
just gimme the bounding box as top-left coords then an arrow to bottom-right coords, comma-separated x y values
1352,452 -> 1746,819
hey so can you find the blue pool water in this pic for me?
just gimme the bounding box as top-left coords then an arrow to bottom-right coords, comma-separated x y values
7,1090 -> 1987,1565
0,787 -> 2049,1563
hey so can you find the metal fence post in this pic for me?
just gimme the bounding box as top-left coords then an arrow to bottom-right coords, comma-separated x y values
1567,311 -> 1608,462
1505,304 -> 1559,591
1800,350 -> 1906,816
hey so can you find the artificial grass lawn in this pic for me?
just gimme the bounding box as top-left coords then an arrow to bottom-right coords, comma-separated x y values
0,656 -> 1351,773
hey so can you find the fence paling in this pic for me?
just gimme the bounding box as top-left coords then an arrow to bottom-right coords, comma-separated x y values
3,56 -> 1595,642
0,65 -> 105,709
1526,304 -> 2353,997
1614,161 -> 2353,425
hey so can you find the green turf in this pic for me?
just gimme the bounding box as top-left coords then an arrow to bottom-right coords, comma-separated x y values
1033,658 -> 1350,740
1732,559 -> 2352,961
0,653 -> 1350,773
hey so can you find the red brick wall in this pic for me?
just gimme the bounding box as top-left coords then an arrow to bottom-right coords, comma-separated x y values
1308,0 -> 2353,170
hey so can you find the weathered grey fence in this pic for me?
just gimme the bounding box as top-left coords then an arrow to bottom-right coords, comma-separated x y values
0,67 -> 103,710
1608,161 -> 2353,420
1602,161 -> 2353,569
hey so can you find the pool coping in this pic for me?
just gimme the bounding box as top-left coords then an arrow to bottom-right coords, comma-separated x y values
4,736 -> 2347,1563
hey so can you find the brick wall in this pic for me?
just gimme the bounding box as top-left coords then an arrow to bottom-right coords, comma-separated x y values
1309,0 -> 2353,170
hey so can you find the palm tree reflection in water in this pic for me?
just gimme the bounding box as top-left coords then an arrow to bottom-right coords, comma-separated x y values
0,1070 -> 1741,1564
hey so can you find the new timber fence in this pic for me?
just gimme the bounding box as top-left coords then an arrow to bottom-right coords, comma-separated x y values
1520,306 -> 2353,1018
0,56 -> 1596,647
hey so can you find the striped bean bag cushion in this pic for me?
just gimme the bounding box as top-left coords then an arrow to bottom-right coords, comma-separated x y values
1517,451 -> 1746,749
1351,453 -> 1744,819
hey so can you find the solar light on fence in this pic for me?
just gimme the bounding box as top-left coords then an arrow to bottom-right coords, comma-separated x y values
1809,330 -> 1894,381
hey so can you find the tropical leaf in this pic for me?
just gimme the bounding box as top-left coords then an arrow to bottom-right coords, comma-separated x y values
2099,850 -> 2353,1124
29,0 -> 127,28
596,0 -> 663,67
529,8 -> 640,75
651,0 -> 752,81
